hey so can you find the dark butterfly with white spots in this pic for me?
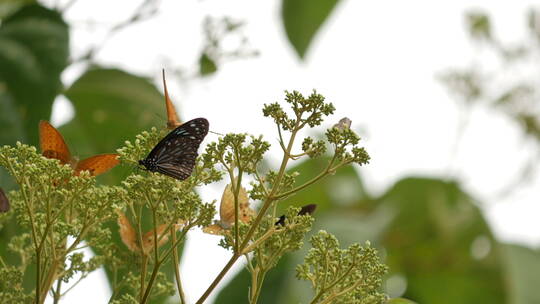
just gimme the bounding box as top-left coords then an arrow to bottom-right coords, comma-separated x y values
139,118 -> 209,180
275,204 -> 317,226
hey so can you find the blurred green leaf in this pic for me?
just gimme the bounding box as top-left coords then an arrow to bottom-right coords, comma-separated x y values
0,3 -> 68,147
0,3 -> 68,293
0,0 -> 35,19
387,299 -> 418,304
466,11 -> 492,41
378,177 -> 507,304
501,244 -> 540,304
0,91 -> 24,152
199,52 -> 218,76
281,0 -> 339,59
62,68 -> 164,157
527,8 -> 540,42
493,85 -> 533,107
277,156 -> 369,214
214,256 -> 293,304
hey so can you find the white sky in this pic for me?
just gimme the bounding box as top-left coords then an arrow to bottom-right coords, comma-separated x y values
38,0 -> 540,303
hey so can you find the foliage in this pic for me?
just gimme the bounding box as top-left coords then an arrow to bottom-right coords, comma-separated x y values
0,143 -> 120,303
296,231 -> 388,304
0,90 -> 388,303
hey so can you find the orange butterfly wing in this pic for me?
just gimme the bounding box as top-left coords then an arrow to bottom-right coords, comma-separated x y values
202,224 -> 227,236
162,70 -> 181,129
203,183 -> 254,236
75,154 -> 120,176
117,212 -> 139,252
39,120 -> 71,165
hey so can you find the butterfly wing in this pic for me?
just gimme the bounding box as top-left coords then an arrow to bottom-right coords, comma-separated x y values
39,120 -> 71,165
117,212 -> 139,252
203,223 -> 227,236
162,70 -> 181,129
220,184 -> 253,227
143,118 -> 209,180
75,154 -> 120,176
0,187 -> 9,213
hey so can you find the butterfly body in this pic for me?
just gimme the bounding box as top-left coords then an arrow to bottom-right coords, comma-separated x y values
139,118 -> 209,180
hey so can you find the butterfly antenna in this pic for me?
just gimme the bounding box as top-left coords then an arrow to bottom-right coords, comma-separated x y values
209,130 -> 224,136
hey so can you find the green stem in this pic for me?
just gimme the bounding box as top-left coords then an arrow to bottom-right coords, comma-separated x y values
141,227 -> 190,303
151,208 -> 159,262
16,174 -> 41,304
250,269 -> 267,304
274,155 -> 339,200
52,277 -> 63,304
171,227 -> 186,304
232,166 -> 243,253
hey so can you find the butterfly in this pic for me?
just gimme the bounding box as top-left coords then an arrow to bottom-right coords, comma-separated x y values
203,183 -> 255,235
275,204 -> 317,226
162,70 -> 182,130
138,118 -> 209,180
117,211 -> 184,254
0,187 -> 9,213
39,120 -> 120,176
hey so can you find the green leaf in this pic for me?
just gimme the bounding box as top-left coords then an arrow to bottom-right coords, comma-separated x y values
199,52 -> 218,76
0,0 -> 35,19
62,68 -> 164,160
0,3 -> 69,147
281,0 -> 340,59
0,3 -> 68,293
378,177 -> 507,304
388,299 -> 418,304
214,255 -> 294,304
277,155 -> 369,214
501,244 -> 540,304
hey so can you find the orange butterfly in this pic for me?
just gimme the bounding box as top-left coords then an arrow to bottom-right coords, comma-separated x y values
203,183 -> 255,236
162,70 -> 181,129
117,211 -> 184,254
39,120 -> 119,176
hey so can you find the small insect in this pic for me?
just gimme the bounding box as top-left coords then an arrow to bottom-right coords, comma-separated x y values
332,117 -> 352,131
39,120 -> 119,176
0,187 -> 10,213
203,183 -> 254,236
162,70 -> 182,130
138,118 -> 209,180
275,204 -> 317,226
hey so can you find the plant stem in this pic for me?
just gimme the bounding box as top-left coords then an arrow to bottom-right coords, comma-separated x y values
232,166 -> 243,253
195,253 -> 241,304
171,228 -> 186,303
141,227 -> 190,303
52,276 -> 63,304
250,269 -> 267,304
274,155 -> 338,200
